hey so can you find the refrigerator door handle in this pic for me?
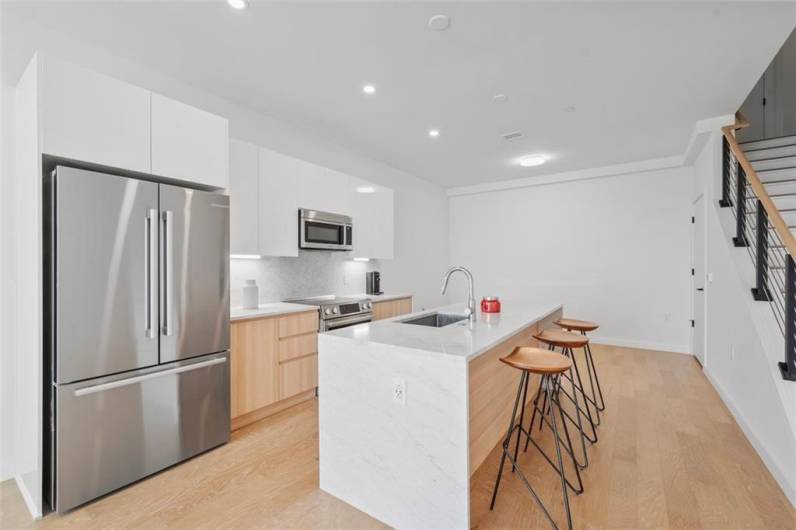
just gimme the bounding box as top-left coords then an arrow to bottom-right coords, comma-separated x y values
161,209 -> 174,336
145,209 -> 158,339
73,356 -> 227,397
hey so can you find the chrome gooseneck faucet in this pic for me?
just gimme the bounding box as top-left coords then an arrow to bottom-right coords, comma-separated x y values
441,266 -> 476,322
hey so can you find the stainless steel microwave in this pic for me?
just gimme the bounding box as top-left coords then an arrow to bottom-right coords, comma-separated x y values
299,208 -> 353,251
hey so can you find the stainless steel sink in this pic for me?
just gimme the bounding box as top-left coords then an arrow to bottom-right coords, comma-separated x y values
400,312 -> 469,328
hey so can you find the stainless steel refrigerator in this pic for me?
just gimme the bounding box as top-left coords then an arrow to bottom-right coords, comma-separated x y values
44,165 -> 230,513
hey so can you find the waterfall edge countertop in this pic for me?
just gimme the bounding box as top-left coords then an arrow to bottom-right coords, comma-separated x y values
323,300 -> 563,361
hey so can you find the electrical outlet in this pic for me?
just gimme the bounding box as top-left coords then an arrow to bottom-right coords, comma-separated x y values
392,378 -> 406,405
664,313 -> 672,323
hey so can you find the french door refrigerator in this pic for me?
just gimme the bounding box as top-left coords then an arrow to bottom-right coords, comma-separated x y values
44,165 -> 230,513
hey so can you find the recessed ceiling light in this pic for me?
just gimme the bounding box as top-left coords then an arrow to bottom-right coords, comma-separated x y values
356,186 -> 375,194
492,94 -> 508,104
428,14 -> 451,31
519,155 -> 546,167
428,129 -> 440,138
227,0 -> 248,10
362,84 -> 376,95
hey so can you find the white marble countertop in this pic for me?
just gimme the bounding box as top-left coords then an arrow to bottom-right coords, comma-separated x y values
323,300 -> 562,361
230,302 -> 317,322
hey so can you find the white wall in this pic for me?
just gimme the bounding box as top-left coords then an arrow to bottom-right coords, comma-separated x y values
0,12 -> 449,490
449,166 -> 693,352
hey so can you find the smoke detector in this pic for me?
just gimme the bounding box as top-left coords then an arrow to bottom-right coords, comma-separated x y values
428,15 -> 451,31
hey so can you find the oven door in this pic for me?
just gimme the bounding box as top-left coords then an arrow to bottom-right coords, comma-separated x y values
322,312 -> 373,331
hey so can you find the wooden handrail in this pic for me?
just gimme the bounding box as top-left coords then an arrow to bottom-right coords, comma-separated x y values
721,113 -> 796,259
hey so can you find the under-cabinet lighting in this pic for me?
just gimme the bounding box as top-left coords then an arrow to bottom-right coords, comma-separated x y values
356,186 -> 375,194
230,254 -> 261,260
353,257 -> 370,262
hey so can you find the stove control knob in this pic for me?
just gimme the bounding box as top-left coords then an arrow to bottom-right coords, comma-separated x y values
365,302 -> 372,309
332,307 -> 339,314
324,308 -> 332,315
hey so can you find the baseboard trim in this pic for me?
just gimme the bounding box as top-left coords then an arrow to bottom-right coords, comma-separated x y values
703,368 -> 796,509
588,336 -> 691,355
14,475 -> 42,519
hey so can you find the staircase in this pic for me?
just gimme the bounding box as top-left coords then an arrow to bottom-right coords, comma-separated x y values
721,120 -> 796,381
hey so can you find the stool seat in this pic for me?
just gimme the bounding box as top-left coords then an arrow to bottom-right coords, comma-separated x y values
535,328 -> 589,348
501,347 -> 572,374
554,318 -> 599,332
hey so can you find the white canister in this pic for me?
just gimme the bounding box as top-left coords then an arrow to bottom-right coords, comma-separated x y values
242,279 -> 259,309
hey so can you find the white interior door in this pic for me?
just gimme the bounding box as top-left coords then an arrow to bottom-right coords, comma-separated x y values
692,195 -> 706,365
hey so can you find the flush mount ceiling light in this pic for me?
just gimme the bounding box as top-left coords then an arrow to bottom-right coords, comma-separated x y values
428,129 -> 440,138
362,84 -> 376,95
519,155 -> 547,167
428,14 -> 451,31
356,186 -> 375,193
227,0 -> 248,10
492,94 -> 508,104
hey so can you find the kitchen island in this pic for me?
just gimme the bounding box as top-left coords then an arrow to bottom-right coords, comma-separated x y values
318,301 -> 563,529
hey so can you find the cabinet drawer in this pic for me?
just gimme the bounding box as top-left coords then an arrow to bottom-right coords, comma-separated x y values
279,354 -> 318,400
278,311 -> 318,337
278,332 -> 317,363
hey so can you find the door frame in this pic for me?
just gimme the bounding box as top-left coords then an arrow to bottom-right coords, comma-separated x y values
691,193 -> 707,366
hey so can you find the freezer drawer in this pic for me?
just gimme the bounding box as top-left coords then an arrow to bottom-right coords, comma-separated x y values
52,352 -> 230,512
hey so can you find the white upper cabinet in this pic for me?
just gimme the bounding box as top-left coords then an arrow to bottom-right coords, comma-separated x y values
151,93 -> 229,189
296,162 -> 351,215
350,177 -> 394,260
229,139 -> 260,256
39,57 -> 151,173
259,147 -> 299,257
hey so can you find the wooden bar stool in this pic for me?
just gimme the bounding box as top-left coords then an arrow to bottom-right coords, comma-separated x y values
530,329 -> 598,469
554,318 -> 605,414
490,347 -> 580,530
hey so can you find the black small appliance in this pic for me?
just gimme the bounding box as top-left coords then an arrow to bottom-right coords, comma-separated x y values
366,271 -> 383,295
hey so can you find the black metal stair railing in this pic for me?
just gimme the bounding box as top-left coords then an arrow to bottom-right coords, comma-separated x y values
720,134 -> 796,382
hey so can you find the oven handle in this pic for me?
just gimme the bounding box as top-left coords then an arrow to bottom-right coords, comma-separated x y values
323,312 -> 373,331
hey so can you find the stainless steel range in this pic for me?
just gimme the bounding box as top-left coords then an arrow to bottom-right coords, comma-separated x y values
285,295 -> 373,331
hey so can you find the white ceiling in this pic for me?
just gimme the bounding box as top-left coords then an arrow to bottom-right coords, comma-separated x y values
3,2 -> 795,188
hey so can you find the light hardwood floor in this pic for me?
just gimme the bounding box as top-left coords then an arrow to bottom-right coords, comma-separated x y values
2,345 -> 794,529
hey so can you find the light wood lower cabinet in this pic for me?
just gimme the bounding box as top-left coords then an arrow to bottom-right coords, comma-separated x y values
372,297 -> 413,320
230,317 -> 279,418
230,310 -> 319,430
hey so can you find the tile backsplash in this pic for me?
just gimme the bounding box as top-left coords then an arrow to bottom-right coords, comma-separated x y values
230,250 -> 377,307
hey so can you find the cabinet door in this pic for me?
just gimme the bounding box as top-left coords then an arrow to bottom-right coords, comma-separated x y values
372,298 -> 412,321
259,148 -> 299,257
151,93 -> 229,188
351,180 -> 394,259
297,161 -> 351,215
230,318 -> 279,418
40,57 -> 150,172
229,140 -> 260,256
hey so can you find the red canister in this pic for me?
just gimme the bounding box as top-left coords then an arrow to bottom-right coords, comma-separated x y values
481,296 -> 501,313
